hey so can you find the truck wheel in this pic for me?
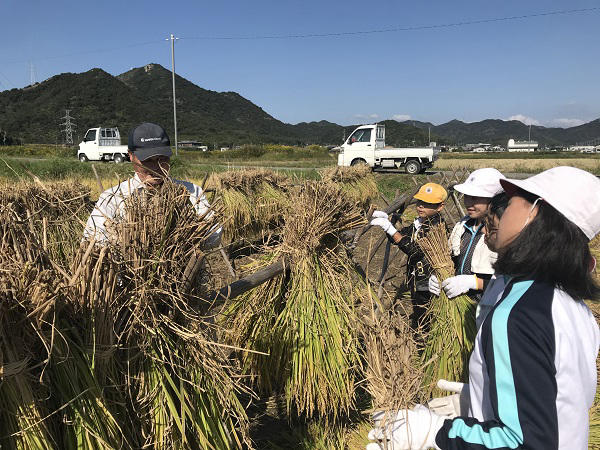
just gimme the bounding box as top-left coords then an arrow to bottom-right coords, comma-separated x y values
113,154 -> 124,164
404,160 -> 421,175
351,158 -> 367,166
79,154 -> 88,162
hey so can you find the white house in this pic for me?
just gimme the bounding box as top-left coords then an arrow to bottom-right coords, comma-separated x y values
507,138 -> 538,152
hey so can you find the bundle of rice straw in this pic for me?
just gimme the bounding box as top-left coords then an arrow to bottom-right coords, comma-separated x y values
211,169 -> 291,242
221,181 -> 366,421
69,180 -> 252,448
417,224 -> 477,397
360,298 -> 425,414
0,180 -> 92,267
0,202 -> 123,448
320,165 -> 378,210
0,180 -> 252,448
0,203 -> 58,447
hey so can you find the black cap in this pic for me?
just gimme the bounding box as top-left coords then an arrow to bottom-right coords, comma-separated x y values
128,123 -> 173,161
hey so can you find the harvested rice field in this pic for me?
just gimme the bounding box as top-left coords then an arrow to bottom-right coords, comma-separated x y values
0,166 -> 598,449
435,157 -> 600,174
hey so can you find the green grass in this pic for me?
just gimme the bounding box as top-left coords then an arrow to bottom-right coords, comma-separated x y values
178,144 -> 333,163
0,144 -> 75,158
374,173 -> 425,203
0,155 -> 323,185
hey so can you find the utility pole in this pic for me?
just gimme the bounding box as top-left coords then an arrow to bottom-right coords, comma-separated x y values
166,34 -> 179,156
60,109 -> 76,145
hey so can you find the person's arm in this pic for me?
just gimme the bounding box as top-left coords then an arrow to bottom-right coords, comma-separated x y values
188,183 -> 222,249
436,281 -> 559,449
82,190 -> 117,244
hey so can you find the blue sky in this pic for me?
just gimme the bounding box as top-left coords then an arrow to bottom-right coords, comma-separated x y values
1,0 -> 599,127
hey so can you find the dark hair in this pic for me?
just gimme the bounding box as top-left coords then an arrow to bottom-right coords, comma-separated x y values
489,192 -> 508,219
494,189 -> 600,300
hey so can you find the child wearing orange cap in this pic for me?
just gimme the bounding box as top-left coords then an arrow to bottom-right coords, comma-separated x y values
371,182 -> 448,330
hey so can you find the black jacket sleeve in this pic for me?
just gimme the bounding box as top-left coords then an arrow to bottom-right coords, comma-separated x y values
435,280 -> 558,449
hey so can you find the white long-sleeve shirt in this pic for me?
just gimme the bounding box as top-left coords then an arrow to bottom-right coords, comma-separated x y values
83,174 -> 222,248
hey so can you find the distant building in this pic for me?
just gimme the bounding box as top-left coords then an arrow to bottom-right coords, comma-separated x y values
507,138 -> 538,152
179,140 -> 202,148
465,143 -> 491,151
569,145 -> 597,153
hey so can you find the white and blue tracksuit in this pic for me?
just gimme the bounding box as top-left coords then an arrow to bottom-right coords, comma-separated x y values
435,277 -> 599,449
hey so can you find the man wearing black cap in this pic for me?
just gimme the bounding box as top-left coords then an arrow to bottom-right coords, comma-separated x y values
83,123 -> 221,246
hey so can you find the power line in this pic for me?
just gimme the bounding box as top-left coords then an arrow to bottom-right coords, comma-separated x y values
181,6 -> 600,40
4,39 -> 164,65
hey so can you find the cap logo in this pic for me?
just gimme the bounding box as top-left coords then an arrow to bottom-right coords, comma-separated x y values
140,137 -> 161,142
425,187 -> 433,193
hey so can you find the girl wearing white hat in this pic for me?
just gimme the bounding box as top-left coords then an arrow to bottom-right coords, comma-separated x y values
366,166 -> 600,449
429,168 -> 506,301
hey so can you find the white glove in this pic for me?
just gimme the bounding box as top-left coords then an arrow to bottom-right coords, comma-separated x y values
428,275 -> 440,296
441,274 -> 478,298
427,380 -> 470,418
372,210 -> 389,219
371,217 -> 397,237
367,405 -> 445,450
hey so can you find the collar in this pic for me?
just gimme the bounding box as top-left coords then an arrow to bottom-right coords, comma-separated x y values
463,217 -> 483,235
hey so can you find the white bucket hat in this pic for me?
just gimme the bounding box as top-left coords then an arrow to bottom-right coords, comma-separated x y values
453,168 -> 506,198
500,166 -> 600,240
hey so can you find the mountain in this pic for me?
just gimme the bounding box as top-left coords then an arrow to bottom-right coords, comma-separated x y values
403,118 -> 600,147
0,63 -> 597,147
0,63 -> 436,147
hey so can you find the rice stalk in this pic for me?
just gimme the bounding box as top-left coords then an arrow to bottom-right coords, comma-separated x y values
221,181 -> 366,421
211,169 -> 291,242
77,180 -> 252,448
416,224 -> 477,397
359,298 -> 426,413
319,165 -> 378,210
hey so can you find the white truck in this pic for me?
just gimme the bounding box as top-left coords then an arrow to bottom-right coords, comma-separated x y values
336,123 -> 440,174
77,127 -> 129,163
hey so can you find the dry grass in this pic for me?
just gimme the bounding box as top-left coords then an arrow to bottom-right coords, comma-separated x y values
208,168 -> 291,242
0,180 -> 253,448
435,158 -> 600,173
359,296 -> 425,424
319,165 -> 378,209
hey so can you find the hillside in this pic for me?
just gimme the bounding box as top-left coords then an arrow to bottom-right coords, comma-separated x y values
0,63 -> 597,147
406,118 -> 600,147
0,63 -> 436,147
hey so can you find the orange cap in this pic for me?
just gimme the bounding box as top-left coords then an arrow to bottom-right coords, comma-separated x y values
413,183 -> 448,204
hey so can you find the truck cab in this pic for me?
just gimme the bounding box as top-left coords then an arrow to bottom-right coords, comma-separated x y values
337,123 -> 439,174
78,127 -> 129,163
